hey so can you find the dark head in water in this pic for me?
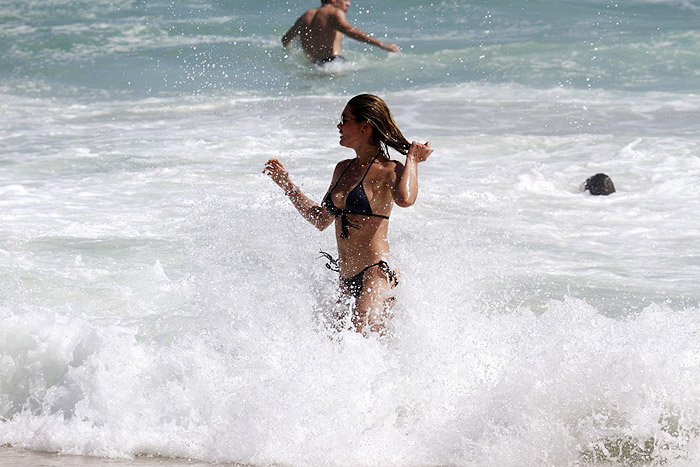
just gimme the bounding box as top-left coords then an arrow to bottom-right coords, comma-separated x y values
584,173 -> 616,195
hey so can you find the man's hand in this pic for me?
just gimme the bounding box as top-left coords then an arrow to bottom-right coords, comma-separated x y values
380,42 -> 401,53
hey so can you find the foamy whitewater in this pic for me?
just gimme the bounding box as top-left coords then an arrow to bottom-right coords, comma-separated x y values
1,1 -> 699,466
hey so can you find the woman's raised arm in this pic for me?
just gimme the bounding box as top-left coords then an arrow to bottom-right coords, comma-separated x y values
391,141 -> 433,208
264,158 -> 334,231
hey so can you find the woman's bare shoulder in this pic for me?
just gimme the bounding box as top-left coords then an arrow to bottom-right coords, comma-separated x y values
333,158 -> 354,172
385,158 -> 403,172
374,158 -> 400,183
328,158 -> 354,181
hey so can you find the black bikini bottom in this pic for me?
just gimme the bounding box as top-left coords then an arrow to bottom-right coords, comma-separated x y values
341,261 -> 398,298
320,251 -> 398,298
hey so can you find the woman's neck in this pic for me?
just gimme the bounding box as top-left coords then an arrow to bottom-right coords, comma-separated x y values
354,144 -> 381,165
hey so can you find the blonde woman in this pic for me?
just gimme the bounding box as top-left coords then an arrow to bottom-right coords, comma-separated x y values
264,94 -> 432,335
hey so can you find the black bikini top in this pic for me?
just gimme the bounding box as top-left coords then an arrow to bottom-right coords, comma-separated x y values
322,152 -> 390,238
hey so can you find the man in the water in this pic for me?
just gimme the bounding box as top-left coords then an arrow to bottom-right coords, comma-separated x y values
282,0 -> 400,65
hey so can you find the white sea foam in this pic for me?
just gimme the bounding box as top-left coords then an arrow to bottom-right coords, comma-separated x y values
1,84 -> 699,465
2,0 -> 699,464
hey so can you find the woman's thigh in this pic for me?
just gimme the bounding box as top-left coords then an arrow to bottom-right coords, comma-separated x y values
354,266 -> 396,329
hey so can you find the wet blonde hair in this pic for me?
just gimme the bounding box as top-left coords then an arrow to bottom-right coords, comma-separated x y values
347,94 -> 411,156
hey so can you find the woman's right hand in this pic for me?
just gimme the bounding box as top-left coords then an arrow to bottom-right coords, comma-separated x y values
263,158 -> 293,191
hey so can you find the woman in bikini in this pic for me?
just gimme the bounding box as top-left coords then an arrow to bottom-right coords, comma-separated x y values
263,94 -> 433,335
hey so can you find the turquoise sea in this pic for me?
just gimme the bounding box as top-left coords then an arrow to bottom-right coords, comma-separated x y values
2,1 -> 700,466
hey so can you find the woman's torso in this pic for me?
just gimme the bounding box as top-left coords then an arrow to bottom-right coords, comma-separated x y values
324,156 -> 397,277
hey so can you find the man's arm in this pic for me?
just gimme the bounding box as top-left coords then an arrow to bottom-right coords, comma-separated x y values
332,11 -> 400,52
282,16 -> 304,47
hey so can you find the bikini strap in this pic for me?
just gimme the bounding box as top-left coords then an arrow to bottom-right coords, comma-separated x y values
320,255 -> 398,287
319,251 -> 340,272
355,151 -> 389,223
357,260 -> 399,287
358,151 -> 382,184
327,158 -> 355,194
377,260 -> 399,288
339,214 -> 361,239
330,152 -> 380,193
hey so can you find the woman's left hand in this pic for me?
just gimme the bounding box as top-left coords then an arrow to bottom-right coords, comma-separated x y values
407,141 -> 433,163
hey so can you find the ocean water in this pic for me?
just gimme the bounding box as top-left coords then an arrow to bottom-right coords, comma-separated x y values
1,0 -> 700,466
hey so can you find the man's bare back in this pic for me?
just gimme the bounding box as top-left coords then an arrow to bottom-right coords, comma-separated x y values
282,0 -> 399,63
